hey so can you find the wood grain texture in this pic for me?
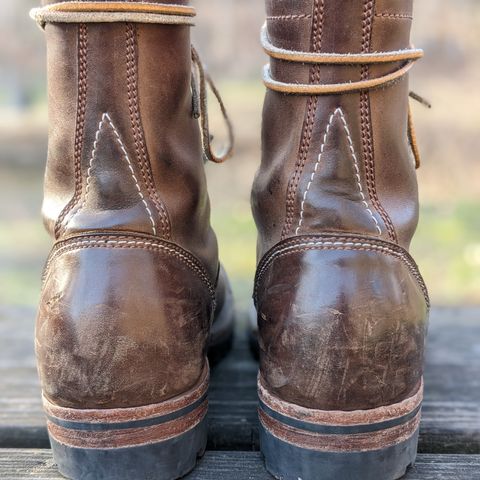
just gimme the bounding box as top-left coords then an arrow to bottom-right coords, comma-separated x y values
0,307 -> 479,454
0,450 -> 479,480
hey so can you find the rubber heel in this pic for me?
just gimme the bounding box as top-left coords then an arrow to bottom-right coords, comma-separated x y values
258,376 -> 423,480
44,366 -> 209,480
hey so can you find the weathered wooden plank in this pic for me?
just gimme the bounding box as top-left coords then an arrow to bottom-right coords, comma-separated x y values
0,450 -> 479,480
0,307 -> 479,453
417,307 -> 480,454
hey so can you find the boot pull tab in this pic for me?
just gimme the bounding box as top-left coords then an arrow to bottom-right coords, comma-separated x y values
191,47 -> 235,164
408,91 -> 431,169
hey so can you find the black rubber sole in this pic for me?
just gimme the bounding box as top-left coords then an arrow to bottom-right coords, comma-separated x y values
45,365 -> 210,480
260,423 -> 419,480
258,376 -> 423,480
50,417 -> 207,480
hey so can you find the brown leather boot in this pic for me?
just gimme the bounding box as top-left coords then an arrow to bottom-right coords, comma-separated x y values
31,1 -> 234,479
252,1 -> 429,478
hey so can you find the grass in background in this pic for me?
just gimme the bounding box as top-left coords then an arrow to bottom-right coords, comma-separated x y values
0,168 -> 479,310
1,76 -> 479,310
413,202 -> 480,304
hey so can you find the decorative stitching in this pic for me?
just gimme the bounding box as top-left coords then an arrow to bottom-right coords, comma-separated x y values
258,242 -> 428,302
361,1 -> 375,55
337,109 -> 382,235
267,14 -> 312,21
125,24 -> 170,238
55,23 -> 88,238
282,0 -> 325,239
295,111 -> 332,235
375,12 -> 412,20
295,110 -> 336,235
254,236 -> 429,306
360,0 -> 398,243
69,113 -> 157,235
104,113 -> 157,235
43,234 -> 216,301
312,0 -> 324,58
284,97 -> 316,238
295,108 -> 381,236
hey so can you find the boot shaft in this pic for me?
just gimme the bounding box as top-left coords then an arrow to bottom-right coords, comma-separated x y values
253,0 -> 420,256
40,0 -> 218,275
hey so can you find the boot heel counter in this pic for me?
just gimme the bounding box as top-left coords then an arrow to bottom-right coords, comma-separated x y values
36,234 -> 215,409
255,237 -> 429,411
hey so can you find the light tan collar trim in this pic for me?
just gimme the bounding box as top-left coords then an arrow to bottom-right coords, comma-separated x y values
30,2 -> 195,28
40,1 -> 195,16
30,10 -> 195,27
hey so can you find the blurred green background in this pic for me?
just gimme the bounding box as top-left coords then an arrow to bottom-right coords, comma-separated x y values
0,0 -> 479,314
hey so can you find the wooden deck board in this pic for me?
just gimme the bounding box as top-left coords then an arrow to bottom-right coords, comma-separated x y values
0,307 -> 479,454
0,450 -> 479,480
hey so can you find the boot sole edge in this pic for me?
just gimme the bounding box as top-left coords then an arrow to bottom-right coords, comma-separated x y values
258,377 -> 422,480
44,364 -> 209,480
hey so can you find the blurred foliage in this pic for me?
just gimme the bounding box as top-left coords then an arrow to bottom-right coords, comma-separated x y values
1,200 -> 480,310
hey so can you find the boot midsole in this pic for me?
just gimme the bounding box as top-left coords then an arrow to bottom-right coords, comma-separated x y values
258,374 -> 423,453
44,363 -> 209,449
258,375 -> 422,480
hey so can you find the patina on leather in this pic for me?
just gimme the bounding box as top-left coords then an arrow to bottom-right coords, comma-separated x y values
36,0 -> 233,409
252,0 -> 429,411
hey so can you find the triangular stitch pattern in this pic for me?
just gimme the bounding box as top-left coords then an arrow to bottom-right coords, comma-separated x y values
295,107 -> 382,236
68,112 -> 157,236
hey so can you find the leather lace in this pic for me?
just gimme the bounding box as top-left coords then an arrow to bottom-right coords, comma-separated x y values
261,23 -> 428,168
191,48 -> 235,164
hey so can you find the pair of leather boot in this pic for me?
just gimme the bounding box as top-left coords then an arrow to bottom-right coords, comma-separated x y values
31,1 -> 429,479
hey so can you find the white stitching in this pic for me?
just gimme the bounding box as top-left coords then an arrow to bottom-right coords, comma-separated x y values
44,237 -> 216,298
296,110 -> 336,235
295,107 -> 382,236
104,113 -> 157,236
337,108 -> 382,235
254,239 -> 429,304
70,113 -> 157,236
82,117 -> 103,209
